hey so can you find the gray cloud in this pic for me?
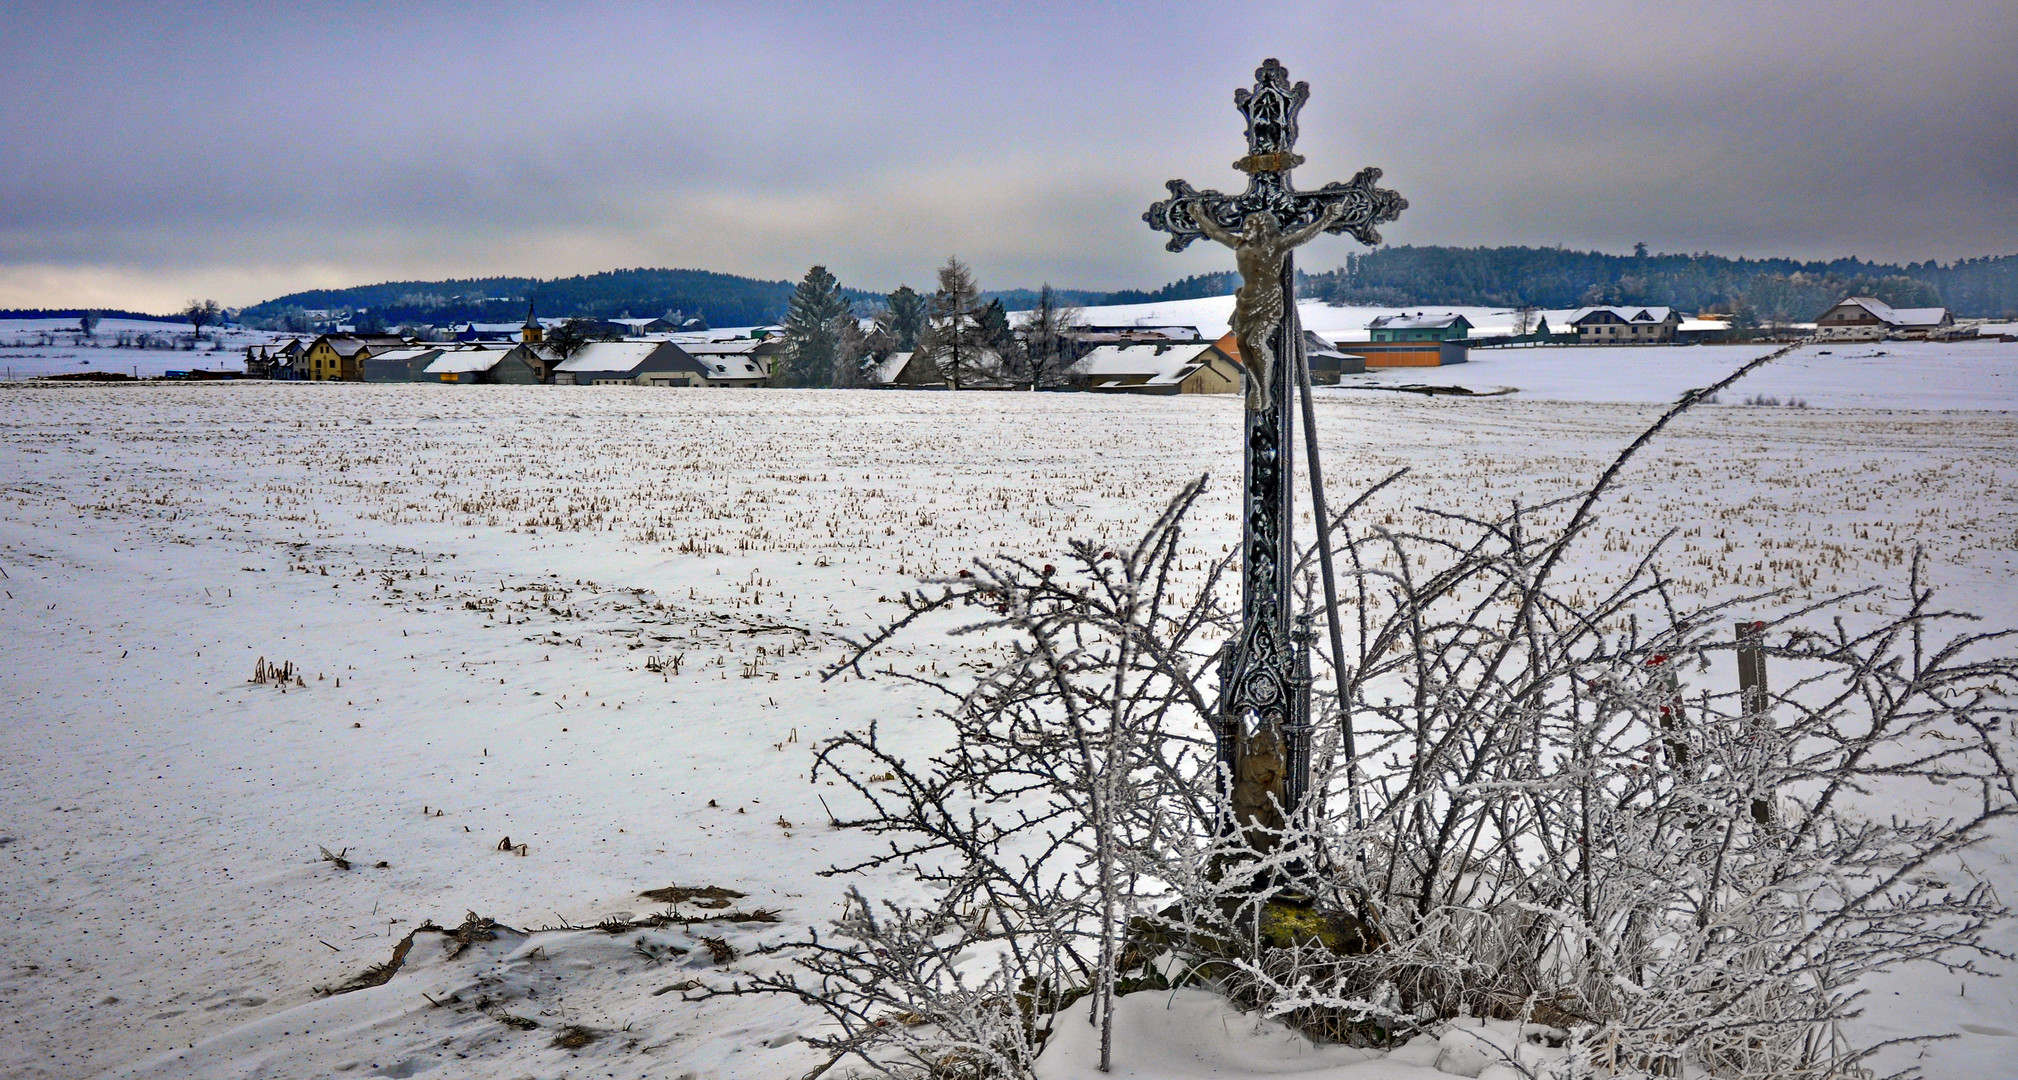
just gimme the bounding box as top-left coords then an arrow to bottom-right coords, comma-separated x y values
2,0 -> 2012,310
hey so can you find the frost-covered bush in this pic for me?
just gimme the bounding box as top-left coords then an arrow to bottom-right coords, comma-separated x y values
742,393 -> 2016,1079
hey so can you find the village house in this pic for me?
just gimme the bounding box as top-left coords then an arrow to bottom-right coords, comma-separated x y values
679,339 -> 779,386
1213,330 -> 1367,382
1568,306 -> 1682,343
548,340 -> 767,387
1067,341 -> 1243,395
869,351 -> 932,387
407,346 -> 533,384
301,333 -> 408,381
551,341 -> 692,385
1367,313 -> 1472,342
243,338 -> 303,379
363,345 -> 449,382
1813,297 -> 1953,341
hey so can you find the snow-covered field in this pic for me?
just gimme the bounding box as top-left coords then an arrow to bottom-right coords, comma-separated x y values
2,355 -> 2015,1079
0,319 -> 264,380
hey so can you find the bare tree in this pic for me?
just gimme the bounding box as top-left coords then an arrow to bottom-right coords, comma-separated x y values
78,311 -> 99,338
182,299 -> 222,348
545,317 -> 619,359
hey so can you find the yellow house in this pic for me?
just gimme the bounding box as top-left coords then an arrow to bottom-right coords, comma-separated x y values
302,334 -> 406,381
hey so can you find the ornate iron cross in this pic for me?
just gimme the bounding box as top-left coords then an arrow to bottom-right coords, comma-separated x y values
1144,59 -> 1403,837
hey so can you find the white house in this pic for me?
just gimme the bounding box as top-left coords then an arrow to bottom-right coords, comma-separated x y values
1814,297 -> 1952,341
1567,306 -> 1683,344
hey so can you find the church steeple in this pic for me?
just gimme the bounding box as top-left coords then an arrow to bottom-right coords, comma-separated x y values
521,301 -> 543,344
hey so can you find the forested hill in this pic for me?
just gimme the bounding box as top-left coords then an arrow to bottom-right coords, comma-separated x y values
1309,246 -> 2018,320
235,248 -> 2018,329
238,268 -> 880,330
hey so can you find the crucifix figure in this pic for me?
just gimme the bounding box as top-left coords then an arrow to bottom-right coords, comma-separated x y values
1144,59 -> 1403,856
1192,203 -> 1347,411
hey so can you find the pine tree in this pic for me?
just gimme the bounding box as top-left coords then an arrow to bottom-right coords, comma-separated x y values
926,258 -> 983,390
880,285 -> 926,351
778,265 -> 851,387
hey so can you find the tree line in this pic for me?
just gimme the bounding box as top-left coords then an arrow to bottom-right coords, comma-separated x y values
236,267 -> 871,332
209,244 -> 2018,335
771,259 -> 1083,390
1310,244 -> 2018,321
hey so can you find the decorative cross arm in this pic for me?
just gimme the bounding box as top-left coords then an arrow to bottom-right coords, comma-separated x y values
1143,59 -> 1407,252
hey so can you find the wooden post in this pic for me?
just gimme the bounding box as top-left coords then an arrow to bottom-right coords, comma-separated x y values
1736,619 -> 1773,825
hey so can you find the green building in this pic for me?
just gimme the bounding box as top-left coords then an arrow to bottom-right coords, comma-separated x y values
1366,313 -> 1472,342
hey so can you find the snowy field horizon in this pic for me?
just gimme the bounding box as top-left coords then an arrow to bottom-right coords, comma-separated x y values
5,303 -> 2018,412
3,344 -> 2016,1078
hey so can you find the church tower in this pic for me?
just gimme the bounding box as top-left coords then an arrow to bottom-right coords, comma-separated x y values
521,301 -> 544,344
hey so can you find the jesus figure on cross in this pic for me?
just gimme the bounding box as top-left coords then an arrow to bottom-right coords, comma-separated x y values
1191,201 -> 1347,411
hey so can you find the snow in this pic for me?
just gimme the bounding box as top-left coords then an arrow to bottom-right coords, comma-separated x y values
1323,340 -> 2018,409
1071,342 -> 1222,381
1073,297 -> 1550,343
868,348 -> 913,384
550,340 -> 663,373
1832,296 -> 1950,328
1036,990 -> 1409,1079
421,348 -> 510,375
0,318 -> 267,379
1558,304 -> 1676,324
1,356 -> 2015,1079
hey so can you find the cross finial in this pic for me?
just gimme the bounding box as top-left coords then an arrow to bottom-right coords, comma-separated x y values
1232,58 -> 1307,175
1143,59 -> 1406,252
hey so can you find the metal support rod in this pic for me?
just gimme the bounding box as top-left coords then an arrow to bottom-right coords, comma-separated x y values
1288,297 -> 1363,829
1286,613 -> 1316,813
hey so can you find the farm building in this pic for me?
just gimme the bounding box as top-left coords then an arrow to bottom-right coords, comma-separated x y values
1367,313 -> 1472,342
419,346 -> 548,384
1814,297 -> 1953,341
364,346 -> 448,382
552,341 -> 698,386
1067,342 -> 1242,395
1568,306 -> 1682,343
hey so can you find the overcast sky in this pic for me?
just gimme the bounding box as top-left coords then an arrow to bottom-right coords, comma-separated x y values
1,0 -> 2013,311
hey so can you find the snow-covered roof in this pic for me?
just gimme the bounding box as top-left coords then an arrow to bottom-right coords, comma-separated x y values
368,346 -> 439,364
1069,342 -> 1223,382
698,354 -> 766,379
1834,297 -> 1948,328
552,341 -> 667,374
423,348 -> 510,375
1567,306 -> 1677,325
1677,318 -> 1731,333
870,351 -> 915,385
1366,313 -> 1471,331
681,340 -> 764,357
318,335 -> 406,356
